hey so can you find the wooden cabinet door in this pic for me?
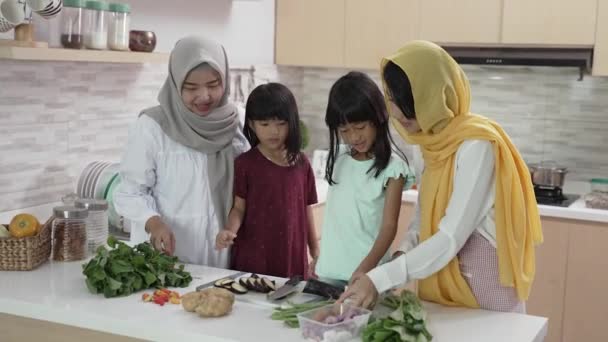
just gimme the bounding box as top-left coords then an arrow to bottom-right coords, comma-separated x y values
526,218 -> 570,342
419,0 -> 502,44
593,1 -> 608,76
344,0 -> 419,69
275,0 -> 345,67
502,0 -> 598,45
562,220 -> 608,342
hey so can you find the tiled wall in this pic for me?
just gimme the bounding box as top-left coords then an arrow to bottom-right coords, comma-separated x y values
2,61 -> 607,212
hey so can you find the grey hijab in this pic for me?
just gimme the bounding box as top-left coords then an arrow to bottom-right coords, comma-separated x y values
141,36 -> 238,229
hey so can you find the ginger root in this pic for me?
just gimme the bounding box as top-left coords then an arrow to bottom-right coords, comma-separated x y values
181,288 -> 235,317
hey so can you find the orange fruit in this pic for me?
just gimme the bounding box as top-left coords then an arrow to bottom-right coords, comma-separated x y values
9,214 -> 40,238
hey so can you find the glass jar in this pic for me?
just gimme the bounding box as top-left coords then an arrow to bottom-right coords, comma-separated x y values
52,206 -> 88,261
107,3 -> 130,51
75,198 -> 109,254
60,0 -> 85,49
84,0 -> 108,50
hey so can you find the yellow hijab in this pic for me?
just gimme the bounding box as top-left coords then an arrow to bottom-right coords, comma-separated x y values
382,41 -> 543,307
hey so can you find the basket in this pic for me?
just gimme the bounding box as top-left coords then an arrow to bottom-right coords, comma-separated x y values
0,217 -> 52,271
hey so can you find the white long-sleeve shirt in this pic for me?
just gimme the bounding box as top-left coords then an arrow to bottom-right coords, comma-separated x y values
114,114 -> 248,267
368,140 -> 497,293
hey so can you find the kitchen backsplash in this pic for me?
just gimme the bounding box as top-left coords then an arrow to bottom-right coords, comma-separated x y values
1,61 -> 608,212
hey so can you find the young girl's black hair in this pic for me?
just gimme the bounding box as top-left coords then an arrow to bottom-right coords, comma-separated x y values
382,60 -> 416,120
324,71 -> 408,185
244,82 -> 302,165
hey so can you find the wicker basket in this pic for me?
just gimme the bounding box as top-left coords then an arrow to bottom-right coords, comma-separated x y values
0,217 -> 52,271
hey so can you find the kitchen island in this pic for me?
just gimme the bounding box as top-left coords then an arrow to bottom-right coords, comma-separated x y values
0,261 -> 547,342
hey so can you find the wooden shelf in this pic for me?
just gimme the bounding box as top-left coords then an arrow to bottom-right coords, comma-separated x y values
0,46 -> 169,64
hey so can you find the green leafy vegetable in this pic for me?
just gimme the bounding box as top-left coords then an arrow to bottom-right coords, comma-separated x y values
363,290 -> 433,342
82,236 -> 192,298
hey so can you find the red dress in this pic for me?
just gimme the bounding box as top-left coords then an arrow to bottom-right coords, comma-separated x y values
230,148 -> 318,278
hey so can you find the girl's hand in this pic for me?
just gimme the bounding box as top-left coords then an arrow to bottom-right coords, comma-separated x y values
308,257 -> 318,279
215,229 -> 237,250
338,274 -> 379,309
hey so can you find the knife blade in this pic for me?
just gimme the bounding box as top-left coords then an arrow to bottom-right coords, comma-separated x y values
195,271 -> 247,291
268,275 -> 303,301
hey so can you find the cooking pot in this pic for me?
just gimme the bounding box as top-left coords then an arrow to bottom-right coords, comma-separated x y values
528,161 -> 568,188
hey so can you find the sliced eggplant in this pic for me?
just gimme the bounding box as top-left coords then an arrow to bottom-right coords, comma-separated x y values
246,278 -> 257,290
239,278 -> 249,288
230,282 -> 248,294
250,273 -> 260,279
214,278 -> 234,287
262,277 -> 276,291
256,278 -> 270,293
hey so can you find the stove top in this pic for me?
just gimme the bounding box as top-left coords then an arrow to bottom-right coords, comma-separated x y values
534,186 -> 579,207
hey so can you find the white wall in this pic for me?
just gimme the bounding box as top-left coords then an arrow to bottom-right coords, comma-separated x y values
1,0 -> 275,66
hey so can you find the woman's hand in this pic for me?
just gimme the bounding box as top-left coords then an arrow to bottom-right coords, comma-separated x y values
338,274 -> 379,309
146,217 -> 176,255
215,229 -> 237,250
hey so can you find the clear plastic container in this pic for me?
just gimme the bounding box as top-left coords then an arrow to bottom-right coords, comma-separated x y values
84,0 -> 108,50
75,198 -> 108,254
52,206 -> 88,261
590,178 -> 608,193
107,3 -> 130,51
60,0 -> 85,49
297,304 -> 371,342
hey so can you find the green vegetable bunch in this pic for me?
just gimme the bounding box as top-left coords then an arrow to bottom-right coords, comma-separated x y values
82,236 -> 192,298
363,290 -> 433,342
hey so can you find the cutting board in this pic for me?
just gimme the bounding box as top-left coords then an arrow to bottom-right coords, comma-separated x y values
232,276 -> 324,309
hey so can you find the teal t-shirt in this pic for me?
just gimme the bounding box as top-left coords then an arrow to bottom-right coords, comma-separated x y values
315,146 -> 414,281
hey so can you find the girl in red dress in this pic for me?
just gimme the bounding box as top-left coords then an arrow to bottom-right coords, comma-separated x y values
215,83 -> 319,278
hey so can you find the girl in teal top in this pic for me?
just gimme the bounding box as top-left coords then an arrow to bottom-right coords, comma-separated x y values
315,71 -> 414,283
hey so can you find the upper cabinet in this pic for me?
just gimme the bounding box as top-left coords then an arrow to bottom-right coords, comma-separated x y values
275,0 -> 345,67
593,0 -> 608,76
275,0 -> 605,72
502,0 -> 598,45
419,0 -> 502,44
344,0 -> 419,69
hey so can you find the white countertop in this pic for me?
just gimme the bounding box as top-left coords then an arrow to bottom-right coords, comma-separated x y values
0,261 -> 547,342
314,179 -> 608,224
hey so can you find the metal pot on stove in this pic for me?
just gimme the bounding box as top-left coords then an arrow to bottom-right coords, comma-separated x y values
528,161 -> 568,188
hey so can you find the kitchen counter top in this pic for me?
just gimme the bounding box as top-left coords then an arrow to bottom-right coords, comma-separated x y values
314,180 -> 608,224
1,261 -> 547,342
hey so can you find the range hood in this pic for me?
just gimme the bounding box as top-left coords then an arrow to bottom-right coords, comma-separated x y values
441,45 -> 594,80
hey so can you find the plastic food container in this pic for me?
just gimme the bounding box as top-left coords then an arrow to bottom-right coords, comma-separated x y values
297,304 -> 371,342
590,178 -> 608,193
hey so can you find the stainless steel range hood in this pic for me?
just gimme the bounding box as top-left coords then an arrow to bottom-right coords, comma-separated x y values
441,45 -> 594,80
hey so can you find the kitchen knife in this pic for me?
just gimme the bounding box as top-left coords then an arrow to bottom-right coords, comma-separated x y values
268,275 -> 303,300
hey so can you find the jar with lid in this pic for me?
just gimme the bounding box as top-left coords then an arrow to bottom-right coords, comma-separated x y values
84,0 -> 109,50
60,0 -> 85,49
107,3 -> 130,51
75,198 -> 109,254
52,206 -> 88,261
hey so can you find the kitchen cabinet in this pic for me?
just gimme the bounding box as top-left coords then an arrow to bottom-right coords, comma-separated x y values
562,220 -> 608,342
526,218 -> 570,342
593,0 -> 608,76
275,0 -> 345,67
502,0 -> 598,45
344,0 -> 419,69
418,0 -> 502,44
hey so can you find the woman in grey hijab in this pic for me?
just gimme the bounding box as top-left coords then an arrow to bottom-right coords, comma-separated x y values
114,36 -> 249,267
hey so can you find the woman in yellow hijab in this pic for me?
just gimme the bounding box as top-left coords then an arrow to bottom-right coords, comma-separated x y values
340,41 -> 542,313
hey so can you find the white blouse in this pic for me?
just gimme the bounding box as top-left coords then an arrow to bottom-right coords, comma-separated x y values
114,114 -> 249,267
368,140 -> 497,293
